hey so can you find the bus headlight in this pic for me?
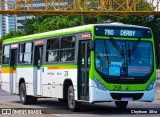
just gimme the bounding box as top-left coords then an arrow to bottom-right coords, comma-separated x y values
94,78 -> 107,91
146,80 -> 155,91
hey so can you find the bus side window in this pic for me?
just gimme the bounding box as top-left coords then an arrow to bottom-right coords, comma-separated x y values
18,44 -> 23,64
60,36 -> 75,62
2,45 -> 10,64
46,38 -> 60,63
23,43 -> 33,64
18,43 -> 33,64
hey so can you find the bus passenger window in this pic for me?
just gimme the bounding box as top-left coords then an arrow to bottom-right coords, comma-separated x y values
18,43 -> 33,64
24,43 -> 33,64
60,36 -> 75,62
2,45 -> 10,64
46,38 -> 59,62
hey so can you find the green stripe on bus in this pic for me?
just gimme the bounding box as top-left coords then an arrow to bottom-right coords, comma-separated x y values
4,25 -> 93,44
2,64 -> 77,68
42,64 -> 77,68
2,66 -> 13,68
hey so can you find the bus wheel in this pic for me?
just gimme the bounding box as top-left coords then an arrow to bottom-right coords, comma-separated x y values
20,83 -> 29,104
115,101 -> 128,109
20,83 -> 37,105
68,86 -> 81,112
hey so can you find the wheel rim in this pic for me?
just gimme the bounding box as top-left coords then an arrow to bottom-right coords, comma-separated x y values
68,90 -> 74,108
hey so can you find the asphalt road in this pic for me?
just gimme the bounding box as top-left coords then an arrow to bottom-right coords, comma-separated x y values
0,89 -> 160,117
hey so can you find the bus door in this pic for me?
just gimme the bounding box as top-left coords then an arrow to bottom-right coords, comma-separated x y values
78,41 -> 90,100
10,48 -> 18,94
34,45 -> 43,96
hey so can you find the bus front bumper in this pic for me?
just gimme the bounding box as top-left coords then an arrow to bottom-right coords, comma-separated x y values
90,86 -> 155,103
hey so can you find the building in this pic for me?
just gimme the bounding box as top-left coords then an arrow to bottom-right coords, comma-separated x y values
16,0 -> 68,31
0,0 -> 73,36
0,0 -> 16,37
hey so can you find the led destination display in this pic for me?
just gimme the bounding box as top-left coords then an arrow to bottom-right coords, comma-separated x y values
95,26 -> 152,38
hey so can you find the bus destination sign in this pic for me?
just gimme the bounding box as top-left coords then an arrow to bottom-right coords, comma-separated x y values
95,26 -> 152,38
104,29 -> 137,37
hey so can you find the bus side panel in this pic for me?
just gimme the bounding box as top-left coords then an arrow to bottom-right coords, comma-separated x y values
41,67 -> 53,97
1,72 -> 11,93
41,67 -> 78,99
17,67 -> 34,96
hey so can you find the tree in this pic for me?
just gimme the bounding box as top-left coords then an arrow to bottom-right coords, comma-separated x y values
23,15 -> 101,34
1,30 -> 26,40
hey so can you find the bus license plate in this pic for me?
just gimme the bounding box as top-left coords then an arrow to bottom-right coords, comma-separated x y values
121,97 -> 133,101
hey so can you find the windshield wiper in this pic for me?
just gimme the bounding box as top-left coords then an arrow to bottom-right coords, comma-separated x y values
109,38 -> 128,76
128,38 -> 141,57
128,38 -> 141,64
109,37 -> 124,57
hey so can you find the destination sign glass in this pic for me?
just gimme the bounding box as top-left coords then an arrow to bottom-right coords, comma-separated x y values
95,26 -> 152,38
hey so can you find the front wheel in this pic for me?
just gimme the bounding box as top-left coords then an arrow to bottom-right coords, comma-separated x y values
115,101 -> 128,109
68,86 -> 81,112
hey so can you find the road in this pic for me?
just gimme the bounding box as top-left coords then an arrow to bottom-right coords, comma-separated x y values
0,89 -> 160,117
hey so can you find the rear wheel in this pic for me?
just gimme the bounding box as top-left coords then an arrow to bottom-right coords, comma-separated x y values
115,101 -> 128,109
19,83 -> 37,105
68,86 -> 81,112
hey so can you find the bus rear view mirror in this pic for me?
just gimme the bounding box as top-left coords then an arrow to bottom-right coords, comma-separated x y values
90,41 -> 94,51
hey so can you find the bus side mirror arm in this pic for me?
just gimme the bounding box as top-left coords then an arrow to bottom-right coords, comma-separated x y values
90,41 -> 94,51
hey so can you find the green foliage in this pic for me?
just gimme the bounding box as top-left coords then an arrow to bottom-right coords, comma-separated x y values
1,30 -> 26,40
23,15 -> 101,34
0,30 -> 26,63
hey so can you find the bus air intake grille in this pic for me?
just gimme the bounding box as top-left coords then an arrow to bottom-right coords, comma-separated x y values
110,93 -> 144,100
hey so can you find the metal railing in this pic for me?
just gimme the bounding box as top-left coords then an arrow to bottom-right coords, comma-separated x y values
0,0 -> 160,16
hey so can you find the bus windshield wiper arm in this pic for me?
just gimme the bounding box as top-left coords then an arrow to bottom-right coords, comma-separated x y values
109,37 -> 124,57
128,38 -> 141,57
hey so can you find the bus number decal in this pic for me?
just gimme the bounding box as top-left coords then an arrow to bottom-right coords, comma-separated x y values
113,85 -> 122,91
82,34 -> 91,38
35,40 -> 44,45
64,71 -> 68,76
105,29 -> 114,36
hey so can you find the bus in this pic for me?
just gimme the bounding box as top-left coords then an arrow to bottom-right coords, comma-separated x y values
1,23 -> 156,111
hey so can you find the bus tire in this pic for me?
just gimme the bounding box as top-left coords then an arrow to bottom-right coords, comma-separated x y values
68,86 -> 81,112
115,101 -> 128,109
19,83 -> 37,105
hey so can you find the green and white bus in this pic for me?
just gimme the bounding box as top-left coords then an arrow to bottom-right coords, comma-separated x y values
1,23 -> 156,111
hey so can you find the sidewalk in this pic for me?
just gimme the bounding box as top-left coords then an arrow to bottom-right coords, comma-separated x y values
156,82 -> 160,93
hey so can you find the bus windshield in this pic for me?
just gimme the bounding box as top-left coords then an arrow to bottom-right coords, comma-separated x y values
95,39 -> 153,77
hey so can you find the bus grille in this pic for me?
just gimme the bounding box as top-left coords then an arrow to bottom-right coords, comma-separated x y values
110,93 -> 144,100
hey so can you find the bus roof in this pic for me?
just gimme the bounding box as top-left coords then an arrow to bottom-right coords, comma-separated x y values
3,23 -> 150,44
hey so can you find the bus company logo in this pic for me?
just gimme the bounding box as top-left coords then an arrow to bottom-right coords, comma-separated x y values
2,109 -> 12,114
82,34 -> 91,38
